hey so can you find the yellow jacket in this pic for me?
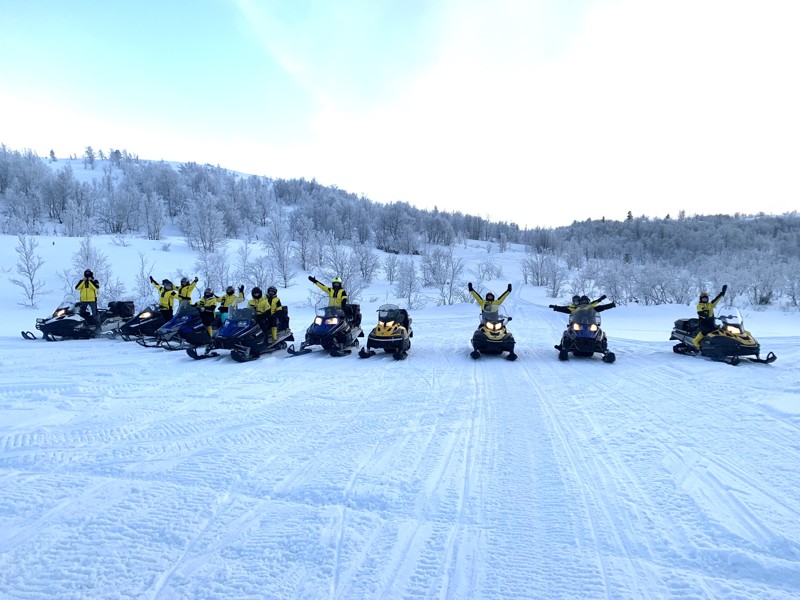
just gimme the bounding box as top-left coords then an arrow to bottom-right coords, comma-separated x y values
151,280 -> 177,310
196,295 -> 224,313
75,278 -> 100,302
177,280 -> 198,302
313,280 -> 347,308
219,291 -> 244,309
470,287 -> 510,311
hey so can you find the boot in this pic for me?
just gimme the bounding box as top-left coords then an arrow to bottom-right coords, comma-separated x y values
207,325 -> 214,338
271,327 -> 278,342
692,332 -> 703,348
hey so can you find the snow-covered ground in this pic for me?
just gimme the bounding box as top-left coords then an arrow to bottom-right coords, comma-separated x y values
1,234 -> 799,599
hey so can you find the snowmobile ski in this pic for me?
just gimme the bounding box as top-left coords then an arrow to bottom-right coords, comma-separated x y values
21,330 -> 37,340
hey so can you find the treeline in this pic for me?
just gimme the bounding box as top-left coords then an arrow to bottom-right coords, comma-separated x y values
2,144 -> 799,309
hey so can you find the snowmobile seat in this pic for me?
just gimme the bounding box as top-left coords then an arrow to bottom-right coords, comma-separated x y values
397,309 -> 411,330
674,318 -> 698,333
108,301 -> 135,318
344,303 -> 361,327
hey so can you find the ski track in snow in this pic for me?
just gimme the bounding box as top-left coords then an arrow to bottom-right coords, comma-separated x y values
1,294 -> 800,599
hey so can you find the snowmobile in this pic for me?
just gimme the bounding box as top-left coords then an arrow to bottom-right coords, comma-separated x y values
470,305 -> 517,361
136,303 -> 202,350
116,304 -> 166,342
22,300 -> 133,341
186,305 -> 294,362
670,307 -> 776,365
555,306 -> 615,363
359,303 -> 412,360
287,303 -> 363,357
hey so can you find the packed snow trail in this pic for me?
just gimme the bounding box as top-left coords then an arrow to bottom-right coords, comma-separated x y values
1,300 -> 799,599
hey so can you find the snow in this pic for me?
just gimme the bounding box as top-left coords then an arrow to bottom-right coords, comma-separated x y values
2,234 -> 800,600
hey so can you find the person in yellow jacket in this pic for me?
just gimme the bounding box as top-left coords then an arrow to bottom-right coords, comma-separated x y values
176,276 -> 199,308
308,275 -> 347,308
195,288 -> 224,337
149,276 -> 178,321
75,268 -> 101,332
247,287 -> 273,341
693,285 -> 727,348
549,294 -> 607,314
264,286 -> 286,342
218,285 -> 245,324
468,282 -> 512,312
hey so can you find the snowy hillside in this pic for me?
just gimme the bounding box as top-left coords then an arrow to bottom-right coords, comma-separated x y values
2,234 -> 799,599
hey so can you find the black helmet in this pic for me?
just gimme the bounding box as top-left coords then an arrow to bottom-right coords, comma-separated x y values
579,295 -> 590,305
485,292 -> 495,301
572,295 -> 580,305
699,291 -> 709,301
84,269 -> 93,278
267,286 -> 277,295
203,288 -> 214,298
226,286 -> 235,295
163,279 -> 173,290
251,287 -> 262,298
181,277 -> 189,286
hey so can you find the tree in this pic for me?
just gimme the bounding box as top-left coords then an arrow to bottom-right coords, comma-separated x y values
395,257 -> 424,309
262,208 -> 296,288
10,235 -> 49,307
83,146 -> 96,170
383,253 -> 399,284
420,247 -> 467,306
49,149 -> 57,162
179,192 -> 227,253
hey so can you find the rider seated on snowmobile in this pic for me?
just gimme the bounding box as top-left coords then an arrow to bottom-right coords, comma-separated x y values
195,288 -> 224,337
75,269 -> 101,333
549,294 -> 608,314
218,285 -> 245,323
263,286 -> 287,342
247,287 -> 276,341
468,282 -> 512,312
150,276 -> 178,321
693,285 -> 727,347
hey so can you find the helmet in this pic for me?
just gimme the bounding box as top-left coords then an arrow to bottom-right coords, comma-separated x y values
203,288 -> 214,298
267,286 -> 277,295
572,295 -> 580,305
226,286 -> 235,295
485,292 -> 495,301
699,292 -> 709,301
579,295 -> 590,305
163,279 -> 173,290
84,269 -> 93,278
181,277 -> 189,286
332,277 -> 342,285
251,287 -> 262,298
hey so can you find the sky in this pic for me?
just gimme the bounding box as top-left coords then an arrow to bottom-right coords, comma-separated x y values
2,232 -> 800,597
2,0 -> 799,228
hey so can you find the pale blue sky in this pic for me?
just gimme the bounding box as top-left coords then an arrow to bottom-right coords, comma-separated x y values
2,0 -> 798,228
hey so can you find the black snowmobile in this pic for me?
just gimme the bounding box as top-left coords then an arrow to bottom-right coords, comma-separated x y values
470,305 -> 517,361
116,304 -> 166,342
359,303 -> 412,360
670,307 -> 776,365
187,305 -> 294,362
555,306 -> 616,363
23,300 -> 134,341
287,303 -> 363,357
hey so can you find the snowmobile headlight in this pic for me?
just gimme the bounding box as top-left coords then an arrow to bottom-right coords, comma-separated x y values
589,324 -> 598,332
487,321 -> 502,331
325,317 -> 340,325
314,317 -> 324,326
140,311 -> 153,319
572,323 -> 582,331
384,320 -> 395,328
55,308 -> 68,317
725,325 -> 741,334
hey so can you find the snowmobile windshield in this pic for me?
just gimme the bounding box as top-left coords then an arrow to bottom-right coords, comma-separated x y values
480,305 -> 509,324
229,305 -> 256,320
175,302 -> 198,317
569,306 -> 600,327
377,304 -> 401,321
318,306 -> 346,320
716,307 -> 743,328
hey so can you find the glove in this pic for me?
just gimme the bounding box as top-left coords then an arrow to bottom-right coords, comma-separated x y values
467,282 -> 473,291
308,276 -> 317,283
193,277 -> 199,282
548,304 -> 556,309
150,276 -> 156,283
238,285 -> 244,293
721,284 -> 728,295
599,295 -> 607,301
507,284 -> 512,292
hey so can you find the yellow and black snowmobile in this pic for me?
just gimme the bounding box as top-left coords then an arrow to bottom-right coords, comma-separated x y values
471,306 -> 517,361
359,304 -> 412,360
670,307 -> 776,365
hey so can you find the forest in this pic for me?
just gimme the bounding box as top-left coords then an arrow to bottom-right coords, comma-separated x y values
2,144 -> 799,310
